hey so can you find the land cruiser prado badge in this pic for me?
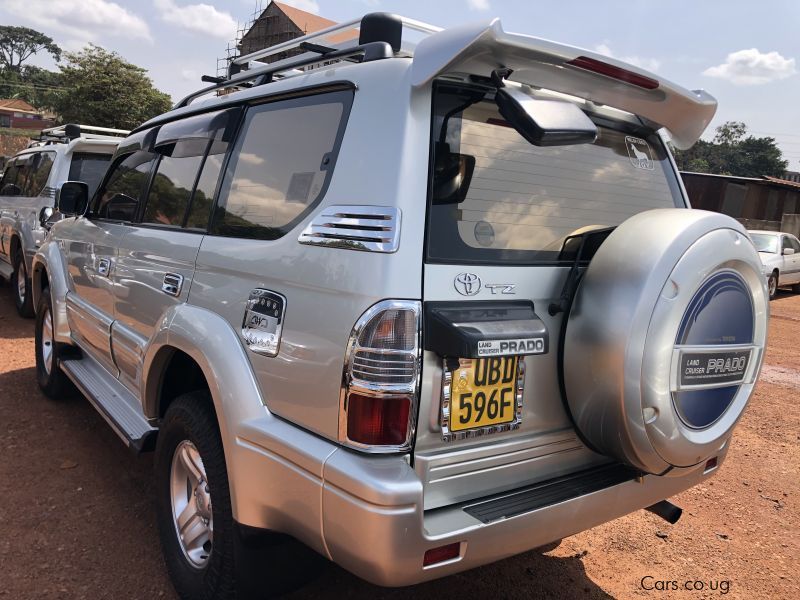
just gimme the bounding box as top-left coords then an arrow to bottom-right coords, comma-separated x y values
242,289 -> 287,356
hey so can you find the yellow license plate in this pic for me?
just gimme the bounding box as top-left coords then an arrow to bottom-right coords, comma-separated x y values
449,357 -> 519,432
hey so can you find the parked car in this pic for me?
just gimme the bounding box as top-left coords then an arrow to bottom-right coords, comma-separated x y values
31,14 -> 769,599
748,230 -> 800,299
0,124 -> 127,316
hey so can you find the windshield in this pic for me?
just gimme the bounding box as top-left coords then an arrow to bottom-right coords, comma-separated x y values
749,233 -> 778,253
69,152 -> 112,198
426,85 -> 685,265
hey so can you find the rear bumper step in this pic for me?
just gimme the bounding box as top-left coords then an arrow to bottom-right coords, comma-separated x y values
463,463 -> 637,524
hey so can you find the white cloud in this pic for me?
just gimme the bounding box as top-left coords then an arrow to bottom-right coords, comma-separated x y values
154,0 -> 238,40
4,0 -> 151,43
468,0 -> 491,9
703,48 -> 796,85
594,42 -> 660,72
279,0 -> 321,14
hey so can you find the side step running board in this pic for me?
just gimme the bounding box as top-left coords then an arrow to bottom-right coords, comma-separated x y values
60,357 -> 157,453
463,463 -> 637,524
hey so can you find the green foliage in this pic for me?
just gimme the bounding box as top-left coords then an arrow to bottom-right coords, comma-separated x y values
47,45 -> 172,130
672,121 -> 788,178
0,26 -> 61,71
0,64 -> 63,108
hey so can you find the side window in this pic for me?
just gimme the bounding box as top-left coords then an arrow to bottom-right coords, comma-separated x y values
69,152 -> 112,198
94,151 -> 156,221
25,152 -> 55,197
0,159 -> 19,195
782,236 -> 793,252
792,237 -> 800,253
213,90 -> 352,240
142,108 -> 237,229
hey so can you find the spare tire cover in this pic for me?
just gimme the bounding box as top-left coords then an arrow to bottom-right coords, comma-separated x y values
563,209 -> 768,474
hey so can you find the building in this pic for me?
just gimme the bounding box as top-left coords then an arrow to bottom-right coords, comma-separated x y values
784,170 -> 800,183
0,99 -> 54,130
682,171 -> 800,237
238,1 -> 352,65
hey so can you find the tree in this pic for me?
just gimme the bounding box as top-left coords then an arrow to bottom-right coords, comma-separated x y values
0,65 -> 63,108
47,45 -> 172,130
0,26 -> 61,72
673,121 -> 788,178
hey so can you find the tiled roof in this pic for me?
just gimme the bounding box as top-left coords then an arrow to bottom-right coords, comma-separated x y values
0,98 -> 38,113
763,175 -> 800,190
273,2 -> 337,34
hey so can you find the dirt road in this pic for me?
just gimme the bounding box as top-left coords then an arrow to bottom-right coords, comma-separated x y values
0,283 -> 797,599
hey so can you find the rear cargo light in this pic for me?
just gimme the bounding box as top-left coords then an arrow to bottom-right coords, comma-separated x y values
339,300 -> 421,452
423,542 -> 461,567
566,56 -> 659,90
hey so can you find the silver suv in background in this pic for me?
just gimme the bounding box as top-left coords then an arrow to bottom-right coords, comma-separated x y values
0,124 -> 126,316
32,13 -> 768,599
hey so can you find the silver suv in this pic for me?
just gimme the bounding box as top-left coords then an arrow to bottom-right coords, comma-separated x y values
32,13 -> 768,599
0,124 -> 126,316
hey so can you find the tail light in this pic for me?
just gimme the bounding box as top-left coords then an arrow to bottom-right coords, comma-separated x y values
566,56 -> 659,90
339,300 -> 421,451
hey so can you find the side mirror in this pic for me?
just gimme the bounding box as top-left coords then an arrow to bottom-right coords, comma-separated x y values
783,247 -> 796,256
56,181 -> 89,217
495,87 -> 598,147
38,206 -> 54,228
1,183 -> 22,196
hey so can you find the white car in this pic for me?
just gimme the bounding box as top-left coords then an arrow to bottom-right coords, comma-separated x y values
749,230 -> 800,299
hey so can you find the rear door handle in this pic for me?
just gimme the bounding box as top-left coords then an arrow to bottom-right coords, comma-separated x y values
97,258 -> 111,277
162,273 -> 184,297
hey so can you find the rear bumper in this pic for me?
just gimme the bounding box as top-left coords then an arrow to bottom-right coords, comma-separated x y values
232,415 -> 724,587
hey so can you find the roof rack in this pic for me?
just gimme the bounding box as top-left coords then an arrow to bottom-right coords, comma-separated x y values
178,13 -> 441,109
34,123 -> 130,144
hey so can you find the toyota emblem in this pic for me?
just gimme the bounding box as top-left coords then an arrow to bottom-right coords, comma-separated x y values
454,273 -> 481,296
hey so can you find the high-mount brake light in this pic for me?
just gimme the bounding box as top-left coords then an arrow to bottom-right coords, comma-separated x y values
339,300 -> 421,451
566,56 -> 660,90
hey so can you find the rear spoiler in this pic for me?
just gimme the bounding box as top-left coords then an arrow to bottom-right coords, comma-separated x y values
411,19 -> 716,149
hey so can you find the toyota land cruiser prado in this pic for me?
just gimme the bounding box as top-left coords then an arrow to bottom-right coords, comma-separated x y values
31,13 -> 768,599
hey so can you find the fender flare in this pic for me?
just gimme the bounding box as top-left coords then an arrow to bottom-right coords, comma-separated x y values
31,240 -> 72,344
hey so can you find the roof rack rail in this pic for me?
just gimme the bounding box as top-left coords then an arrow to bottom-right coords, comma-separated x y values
36,123 -> 130,143
179,13 -> 441,109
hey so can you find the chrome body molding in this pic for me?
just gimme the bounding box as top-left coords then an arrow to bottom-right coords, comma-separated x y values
298,205 -> 401,253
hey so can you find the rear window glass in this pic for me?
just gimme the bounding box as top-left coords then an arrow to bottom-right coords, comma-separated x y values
69,152 -> 112,198
427,87 -> 683,265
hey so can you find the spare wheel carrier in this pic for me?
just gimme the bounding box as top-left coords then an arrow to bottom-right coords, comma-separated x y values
563,208 -> 768,475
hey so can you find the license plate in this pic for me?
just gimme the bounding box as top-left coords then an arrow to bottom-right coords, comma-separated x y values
447,356 -> 520,433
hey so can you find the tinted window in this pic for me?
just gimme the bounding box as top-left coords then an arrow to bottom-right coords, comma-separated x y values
0,159 -> 20,194
782,236 -> 793,251
142,109 -> 236,229
69,153 -> 112,198
213,91 -> 352,240
95,151 -> 155,221
426,86 -> 682,265
791,236 -> 800,253
26,152 -> 55,197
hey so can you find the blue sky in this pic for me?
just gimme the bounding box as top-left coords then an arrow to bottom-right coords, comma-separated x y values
3,0 -> 799,170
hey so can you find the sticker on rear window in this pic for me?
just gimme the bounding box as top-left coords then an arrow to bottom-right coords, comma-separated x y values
626,136 -> 654,170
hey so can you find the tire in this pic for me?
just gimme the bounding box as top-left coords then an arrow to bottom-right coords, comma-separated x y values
35,287 -> 73,399
792,283 -> 800,294
156,393 -> 320,599
12,250 -> 34,318
768,272 -> 778,300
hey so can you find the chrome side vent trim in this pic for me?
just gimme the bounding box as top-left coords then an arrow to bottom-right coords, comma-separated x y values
298,205 -> 401,253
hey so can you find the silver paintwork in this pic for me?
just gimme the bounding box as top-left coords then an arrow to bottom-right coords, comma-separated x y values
28,15 -> 756,589
171,440 -> 213,568
564,210 -> 768,474
298,205 -> 402,253
0,139 -> 118,292
409,19 -> 716,149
